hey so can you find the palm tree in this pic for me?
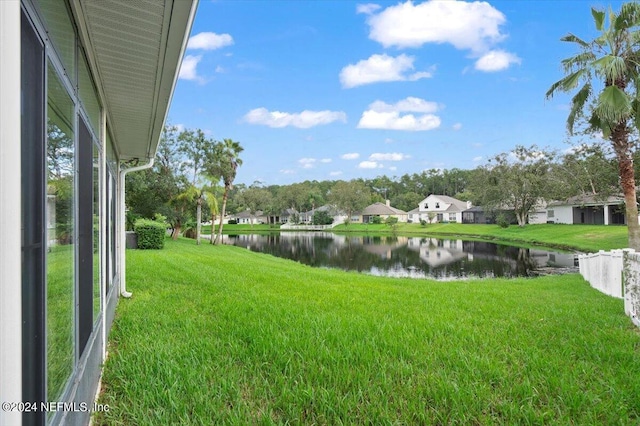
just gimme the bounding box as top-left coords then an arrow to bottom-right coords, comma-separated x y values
204,186 -> 220,242
546,2 -> 640,249
208,139 -> 243,245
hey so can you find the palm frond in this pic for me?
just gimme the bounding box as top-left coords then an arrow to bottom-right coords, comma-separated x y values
595,85 -> 632,124
561,51 -> 596,72
567,83 -> 592,134
633,98 -> 640,132
591,7 -> 605,31
615,2 -> 640,31
546,69 -> 588,98
593,54 -> 629,82
588,113 -> 612,139
560,33 -> 590,47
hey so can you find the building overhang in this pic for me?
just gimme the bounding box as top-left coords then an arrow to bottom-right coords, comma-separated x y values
70,0 -> 198,162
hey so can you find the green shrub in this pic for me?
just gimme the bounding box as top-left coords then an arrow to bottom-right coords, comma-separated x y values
371,216 -> 382,224
496,214 -> 510,229
312,210 -> 334,225
134,219 -> 166,249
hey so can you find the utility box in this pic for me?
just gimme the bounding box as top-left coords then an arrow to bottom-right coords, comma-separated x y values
125,231 -> 138,249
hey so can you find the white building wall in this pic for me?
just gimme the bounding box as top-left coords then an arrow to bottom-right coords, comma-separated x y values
0,2 -> 23,424
549,206 -> 573,224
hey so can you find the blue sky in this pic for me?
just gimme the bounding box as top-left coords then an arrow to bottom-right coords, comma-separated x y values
168,0 -> 621,186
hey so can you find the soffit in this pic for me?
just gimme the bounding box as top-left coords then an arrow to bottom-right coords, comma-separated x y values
73,0 -> 197,162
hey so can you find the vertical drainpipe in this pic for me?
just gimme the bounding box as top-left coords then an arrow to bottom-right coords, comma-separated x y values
118,159 -> 154,298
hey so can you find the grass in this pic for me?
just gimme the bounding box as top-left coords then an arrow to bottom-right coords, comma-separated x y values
95,238 -> 640,425
202,223 -> 280,234
333,223 -> 629,252
47,244 -> 75,402
203,222 -> 628,252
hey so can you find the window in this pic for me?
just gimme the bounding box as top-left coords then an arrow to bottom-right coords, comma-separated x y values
435,202 -> 440,209
46,59 -> 76,402
548,210 -> 555,218
449,213 -> 456,221
424,203 -> 428,210
21,9 -> 47,419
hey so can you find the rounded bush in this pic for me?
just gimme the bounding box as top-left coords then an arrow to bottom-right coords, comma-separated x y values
134,219 -> 166,249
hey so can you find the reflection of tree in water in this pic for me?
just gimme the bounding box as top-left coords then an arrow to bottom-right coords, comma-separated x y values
225,234 -> 558,279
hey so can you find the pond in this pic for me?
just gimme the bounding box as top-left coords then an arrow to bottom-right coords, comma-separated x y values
220,232 -> 578,280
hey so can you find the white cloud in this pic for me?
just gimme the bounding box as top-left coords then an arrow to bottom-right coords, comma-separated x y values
452,123 -> 463,131
358,161 -> 384,169
366,0 -> 506,52
320,158 -> 332,163
357,97 -> 442,131
368,97 -> 439,113
384,138 -> 395,144
243,108 -> 347,128
357,3 -> 381,15
341,153 -> 360,160
364,1 -> 519,72
329,171 -> 343,176
179,55 -> 203,82
369,152 -> 409,161
187,32 -> 234,50
215,65 -> 226,73
389,166 -> 397,171
340,54 -> 433,88
473,156 -> 483,162
474,50 -> 521,72
299,158 -> 317,169
280,169 -> 297,175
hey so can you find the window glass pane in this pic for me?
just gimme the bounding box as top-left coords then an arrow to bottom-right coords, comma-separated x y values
79,49 -> 101,135
46,61 -> 75,402
94,143 -> 101,319
37,0 -> 76,83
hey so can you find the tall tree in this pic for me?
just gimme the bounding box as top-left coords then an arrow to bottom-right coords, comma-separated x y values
207,139 -> 243,244
178,130 -> 217,244
328,180 -> 371,226
546,2 -> 640,248
470,146 -> 555,227
237,186 -> 272,227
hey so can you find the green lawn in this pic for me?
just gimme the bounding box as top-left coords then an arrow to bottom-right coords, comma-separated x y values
95,238 -> 640,425
334,223 -> 629,252
202,222 -> 628,252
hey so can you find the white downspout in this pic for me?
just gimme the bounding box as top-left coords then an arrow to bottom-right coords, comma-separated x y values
118,159 -> 154,298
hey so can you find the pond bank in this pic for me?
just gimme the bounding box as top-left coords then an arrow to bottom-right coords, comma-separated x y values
205,223 -> 628,253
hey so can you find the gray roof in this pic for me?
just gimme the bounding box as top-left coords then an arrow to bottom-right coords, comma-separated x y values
548,194 -> 624,207
361,202 -> 407,216
435,195 -> 469,212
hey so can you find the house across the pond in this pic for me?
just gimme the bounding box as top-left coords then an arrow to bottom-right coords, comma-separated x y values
547,194 -> 626,225
360,201 -> 408,223
408,195 -> 471,224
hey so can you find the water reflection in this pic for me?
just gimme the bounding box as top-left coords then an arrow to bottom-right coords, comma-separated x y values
220,233 -> 577,280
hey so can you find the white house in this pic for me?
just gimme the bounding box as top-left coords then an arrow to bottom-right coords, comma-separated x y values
300,205 -> 347,225
1,1 -> 197,425
408,195 -> 471,224
547,194 -> 626,225
232,210 -> 268,225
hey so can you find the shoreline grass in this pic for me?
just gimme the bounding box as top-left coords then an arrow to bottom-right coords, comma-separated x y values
95,238 -> 640,425
203,222 -> 627,252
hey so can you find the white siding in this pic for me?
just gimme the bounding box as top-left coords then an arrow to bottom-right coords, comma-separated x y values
0,2 -> 23,424
549,206 -> 573,224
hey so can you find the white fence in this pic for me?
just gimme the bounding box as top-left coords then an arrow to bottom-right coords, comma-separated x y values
578,249 -> 640,327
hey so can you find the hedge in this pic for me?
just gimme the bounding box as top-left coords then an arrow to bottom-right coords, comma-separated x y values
134,219 -> 166,249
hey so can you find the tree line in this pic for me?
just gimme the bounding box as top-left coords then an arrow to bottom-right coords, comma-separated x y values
127,123 -> 630,232
128,2 -> 640,249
